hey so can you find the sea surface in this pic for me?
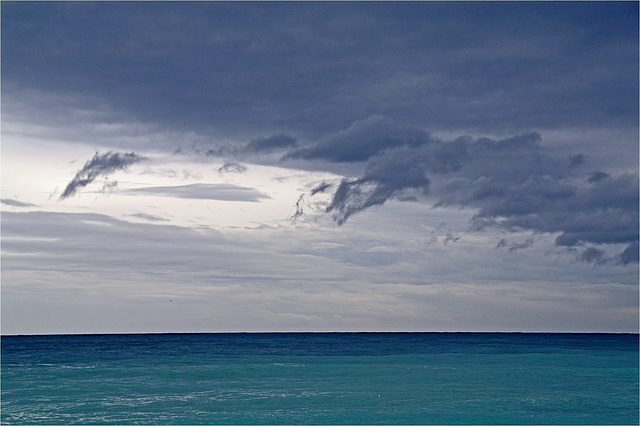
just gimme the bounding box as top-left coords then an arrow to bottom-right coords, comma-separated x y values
1,333 -> 638,425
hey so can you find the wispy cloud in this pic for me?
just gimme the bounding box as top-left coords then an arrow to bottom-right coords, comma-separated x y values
497,238 -> 536,252
60,152 -> 145,199
129,212 -> 170,222
1,198 -> 38,208
218,162 -> 248,174
291,182 -> 333,222
310,182 -> 332,196
125,183 -> 270,202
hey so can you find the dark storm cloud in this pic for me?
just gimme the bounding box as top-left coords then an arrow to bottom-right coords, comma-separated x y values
284,116 -> 432,163
2,2 -> 636,138
310,121 -> 638,262
60,152 -> 145,199
318,129 -> 546,223
126,183 -> 269,202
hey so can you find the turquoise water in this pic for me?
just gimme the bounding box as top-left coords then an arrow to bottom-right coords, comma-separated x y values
1,333 -> 638,424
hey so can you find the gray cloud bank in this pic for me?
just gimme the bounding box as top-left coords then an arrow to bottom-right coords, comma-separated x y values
3,2 -> 636,139
60,152 -> 145,199
285,116 -> 430,163
284,117 -> 638,264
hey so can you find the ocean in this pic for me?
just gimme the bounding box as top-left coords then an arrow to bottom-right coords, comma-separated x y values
1,333 -> 638,425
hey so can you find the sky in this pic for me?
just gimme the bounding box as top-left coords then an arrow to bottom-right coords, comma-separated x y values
1,1 -> 638,335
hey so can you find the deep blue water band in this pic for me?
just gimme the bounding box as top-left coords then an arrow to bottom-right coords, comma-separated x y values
2,333 -> 638,425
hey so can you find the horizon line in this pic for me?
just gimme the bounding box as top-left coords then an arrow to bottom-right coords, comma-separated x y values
3,331 -> 639,338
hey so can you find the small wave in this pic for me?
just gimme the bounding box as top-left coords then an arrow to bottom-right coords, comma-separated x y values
422,365 -> 459,370
59,365 -> 96,370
